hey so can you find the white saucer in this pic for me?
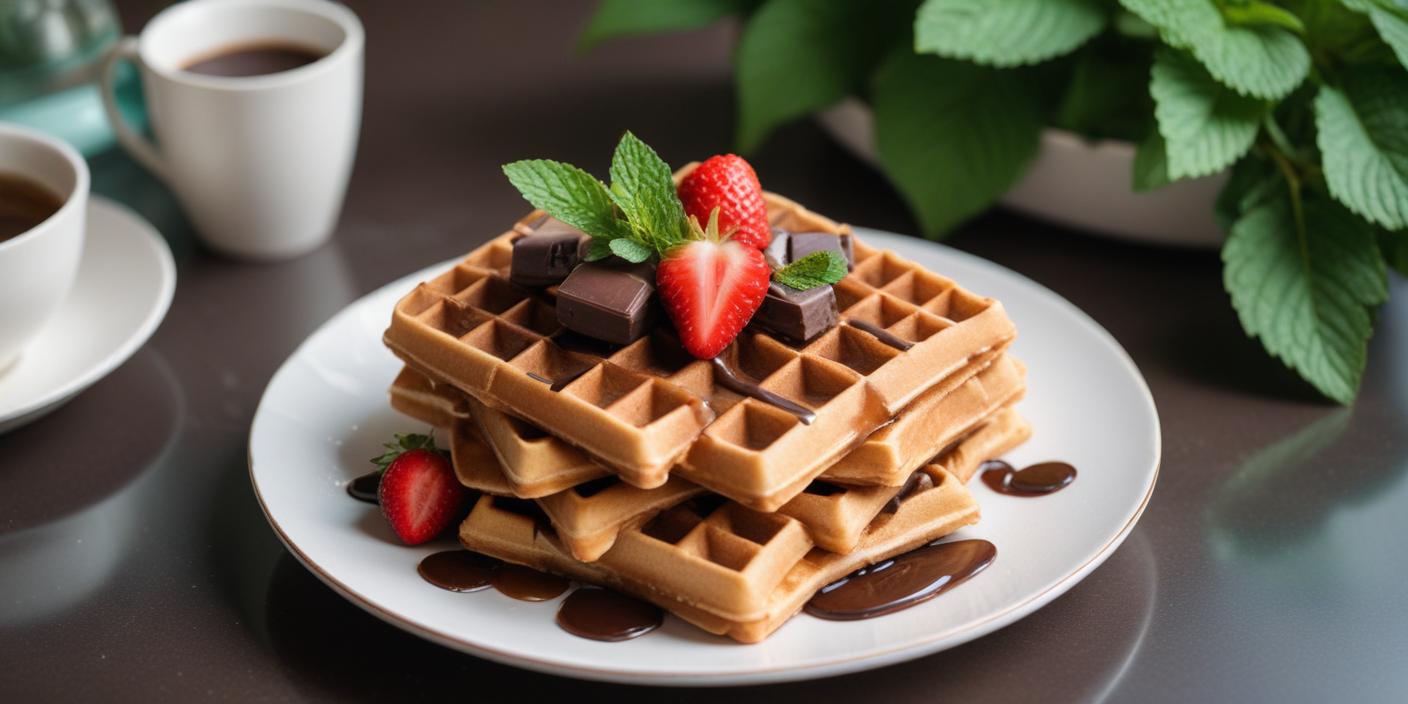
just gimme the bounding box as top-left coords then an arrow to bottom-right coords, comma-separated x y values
0,196 -> 176,433
249,228 -> 1160,686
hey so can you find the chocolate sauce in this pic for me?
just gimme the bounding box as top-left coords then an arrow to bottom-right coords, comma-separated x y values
980,460 -> 1077,496
491,564 -> 571,601
805,539 -> 996,620
845,319 -> 914,351
556,587 -> 663,641
346,471 -> 381,504
881,471 -> 934,514
709,357 -> 817,424
418,550 -> 500,592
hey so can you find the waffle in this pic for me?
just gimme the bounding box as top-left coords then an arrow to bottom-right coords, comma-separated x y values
460,458 -> 990,642
383,189 -> 1017,502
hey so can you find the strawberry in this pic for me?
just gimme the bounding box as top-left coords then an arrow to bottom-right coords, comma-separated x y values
656,209 -> 771,359
676,154 -> 771,250
372,433 -> 470,545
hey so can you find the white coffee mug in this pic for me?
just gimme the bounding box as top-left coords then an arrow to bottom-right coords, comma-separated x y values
0,123 -> 89,372
98,0 -> 363,259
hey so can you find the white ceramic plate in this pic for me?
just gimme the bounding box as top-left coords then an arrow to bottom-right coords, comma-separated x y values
0,196 -> 176,433
249,229 -> 1160,686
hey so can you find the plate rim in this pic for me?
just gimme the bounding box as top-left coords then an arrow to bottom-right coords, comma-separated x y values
0,195 -> 177,426
248,228 -> 1161,686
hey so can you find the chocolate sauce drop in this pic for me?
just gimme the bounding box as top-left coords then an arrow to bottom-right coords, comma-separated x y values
556,587 -> 663,641
845,319 -> 914,351
491,564 -> 571,601
981,460 -> 1077,496
346,471 -> 381,504
418,550 -> 500,592
805,539 -> 996,620
709,357 -> 816,424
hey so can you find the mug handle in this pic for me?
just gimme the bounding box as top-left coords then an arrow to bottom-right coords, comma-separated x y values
99,37 -> 169,181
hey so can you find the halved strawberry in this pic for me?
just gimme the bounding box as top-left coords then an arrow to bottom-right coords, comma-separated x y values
656,209 -> 771,359
374,434 -> 470,545
677,154 -> 771,250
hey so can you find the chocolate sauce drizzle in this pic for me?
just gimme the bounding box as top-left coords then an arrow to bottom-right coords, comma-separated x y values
346,471 -> 382,504
980,460 -> 1077,496
805,539 -> 996,620
710,357 -> 816,424
556,587 -> 663,641
845,319 -> 914,351
491,564 -> 571,601
525,365 -> 593,392
418,550 -> 499,591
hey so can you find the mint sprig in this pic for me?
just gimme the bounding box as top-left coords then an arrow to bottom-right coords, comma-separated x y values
772,250 -> 848,290
502,131 -> 687,263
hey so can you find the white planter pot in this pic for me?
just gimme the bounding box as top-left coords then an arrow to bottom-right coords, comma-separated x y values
817,98 -> 1227,249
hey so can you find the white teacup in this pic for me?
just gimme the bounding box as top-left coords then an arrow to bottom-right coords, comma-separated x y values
98,0 -> 363,260
0,123 -> 89,373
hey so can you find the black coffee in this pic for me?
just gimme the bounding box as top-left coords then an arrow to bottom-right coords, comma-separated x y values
182,43 -> 325,77
0,173 -> 64,242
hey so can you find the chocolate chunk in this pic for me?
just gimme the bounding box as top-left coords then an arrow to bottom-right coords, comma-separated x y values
752,282 -> 837,343
511,218 -> 589,286
789,232 -> 854,270
556,260 -> 657,345
764,229 -> 790,269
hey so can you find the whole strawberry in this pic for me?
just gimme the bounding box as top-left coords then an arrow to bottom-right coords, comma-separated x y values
371,433 -> 470,545
677,154 -> 771,250
657,208 -> 771,359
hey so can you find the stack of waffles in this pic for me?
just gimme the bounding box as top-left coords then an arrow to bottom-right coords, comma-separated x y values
382,189 -> 1030,643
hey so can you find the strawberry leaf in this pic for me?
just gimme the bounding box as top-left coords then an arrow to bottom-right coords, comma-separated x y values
370,432 -> 438,472
772,250 -> 848,290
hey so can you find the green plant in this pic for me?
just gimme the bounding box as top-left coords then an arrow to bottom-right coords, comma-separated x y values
583,0 -> 1408,404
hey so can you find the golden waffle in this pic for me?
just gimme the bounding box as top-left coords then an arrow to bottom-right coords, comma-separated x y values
387,367 -> 465,428
460,459 -> 991,643
383,190 -> 1018,502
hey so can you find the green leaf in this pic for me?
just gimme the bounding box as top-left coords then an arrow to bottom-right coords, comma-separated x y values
872,52 -> 1042,237
734,0 -> 916,152
502,160 -> 624,241
1053,44 -> 1154,141
608,131 -> 689,250
914,0 -> 1107,67
1213,154 -> 1281,230
1223,194 -> 1388,404
1380,229 -> 1408,274
1368,4 -> 1408,68
1150,49 -> 1266,180
1220,0 -> 1306,34
579,0 -> 756,49
608,237 -> 654,263
371,433 -> 439,471
1120,0 -> 1310,99
583,238 -> 614,262
1283,0 -> 1377,55
1315,71 -> 1408,229
772,250 -> 848,290
1132,128 -> 1171,191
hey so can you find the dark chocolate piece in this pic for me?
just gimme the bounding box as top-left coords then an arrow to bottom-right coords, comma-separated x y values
789,232 -> 855,270
764,228 -> 790,269
752,282 -> 837,343
510,218 -> 589,287
709,357 -> 816,424
556,260 -> 656,345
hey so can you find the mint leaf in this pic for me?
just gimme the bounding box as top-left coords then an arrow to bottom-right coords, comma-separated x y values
1223,194 -> 1388,404
608,237 -> 653,263
579,0 -> 756,50
1120,0 -> 1310,99
1341,0 -> 1408,68
915,0 -> 1107,67
872,52 -> 1042,237
734,0 -> 915,152
1132,129 -> 1172,191
772,250 -> 848,290
583,238 -> 613,262
609,131 -> 689,250
502,160 -> 624,241
1220,0 -> 1306,34
1151,49 -> 1266,180
1315,71 -> 1408,229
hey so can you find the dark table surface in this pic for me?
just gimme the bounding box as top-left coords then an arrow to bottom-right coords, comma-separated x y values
4,1 -> 1406,701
